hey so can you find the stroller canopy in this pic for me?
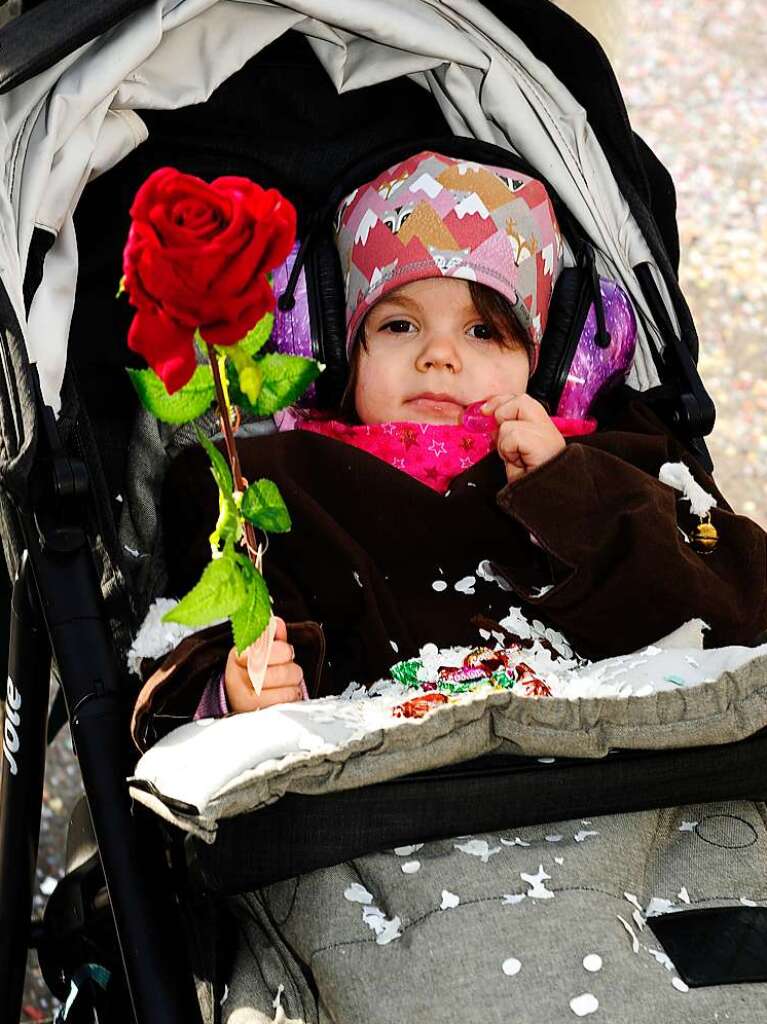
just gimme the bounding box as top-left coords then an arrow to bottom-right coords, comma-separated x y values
0,0 -> 690,486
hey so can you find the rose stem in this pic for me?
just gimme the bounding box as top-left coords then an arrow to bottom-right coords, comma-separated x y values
206,342 -> 259,565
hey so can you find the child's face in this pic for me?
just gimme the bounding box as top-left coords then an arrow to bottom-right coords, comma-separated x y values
354,278 -> 530,425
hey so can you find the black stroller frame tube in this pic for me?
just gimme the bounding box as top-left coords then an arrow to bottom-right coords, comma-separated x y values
0,551 -> 51,1023
20,519 -> 203,1024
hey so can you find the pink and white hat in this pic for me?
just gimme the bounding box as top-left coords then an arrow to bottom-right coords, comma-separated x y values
334,150 -> 564,366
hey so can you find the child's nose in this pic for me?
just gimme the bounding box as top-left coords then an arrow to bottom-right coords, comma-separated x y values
415,332 -> 463,373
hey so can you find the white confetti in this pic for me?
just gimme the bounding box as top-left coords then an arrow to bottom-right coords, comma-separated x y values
624,892 -> 644,915
123,544 -> 141,557
647,948 -> 675,971
546,834 -> 563,843
454,575 -> 476,595
632,909 -> 645,931
344,883 -> 373,904
582,954 -> 602,972
431,580 -> 448,592
394,844 -> 423,857
570,993 -> 599,1016
478,628 -> 491,640
537,757 -> 556,763
501,837 -> 530,847
672,977 -> 690,993
440,890 -> 460,910
220,984 -> 229,1005
272,983 -> 284,1010
502,957 -> 522,976
678,886 -> 691,904
389,640 -> 399,652
353,571 -> 363,587
617,914 -> 640,953
740,897 -> 758,907
530,584 -> 554,598
362,904 -> 402,945
646,897 -> 676,917
455,839 -> 501,863
554,856 -> 564,865
115,493 -> 123,503
401,861 -> 420,874
502,893 -> 527,905
678,820 -> 698,832
581,820 -> 592,826
40,876 -> 57,896
521,865 -> 555,899
574,830 -> 600,843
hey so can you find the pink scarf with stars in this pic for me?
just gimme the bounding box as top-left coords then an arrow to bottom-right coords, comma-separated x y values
297,419 -> 495,493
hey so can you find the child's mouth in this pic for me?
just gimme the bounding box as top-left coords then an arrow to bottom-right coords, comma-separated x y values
406,393 -> 466,417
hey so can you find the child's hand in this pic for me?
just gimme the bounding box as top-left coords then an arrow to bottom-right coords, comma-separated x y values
481,394 -> 566,484
224,616 -> 305,713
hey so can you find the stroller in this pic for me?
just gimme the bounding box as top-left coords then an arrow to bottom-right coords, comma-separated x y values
1,1 -> 765,1021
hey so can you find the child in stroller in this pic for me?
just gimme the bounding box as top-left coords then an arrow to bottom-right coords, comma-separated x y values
138,147 -> 767,735
131,148 -> 767,1023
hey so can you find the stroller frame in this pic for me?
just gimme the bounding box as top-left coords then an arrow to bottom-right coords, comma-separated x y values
0,1 -> 759,1021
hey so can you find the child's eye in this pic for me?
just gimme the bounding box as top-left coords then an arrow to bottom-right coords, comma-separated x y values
381,319 -> 416,334
467,322 -> 496,341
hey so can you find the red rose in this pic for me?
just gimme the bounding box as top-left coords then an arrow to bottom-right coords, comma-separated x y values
123,167 -> 296,392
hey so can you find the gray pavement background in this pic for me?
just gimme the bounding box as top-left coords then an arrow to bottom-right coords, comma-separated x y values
15,0 -> 767,1018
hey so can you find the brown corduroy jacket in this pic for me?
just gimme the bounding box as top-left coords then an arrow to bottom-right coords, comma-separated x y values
131,398 -> 767,750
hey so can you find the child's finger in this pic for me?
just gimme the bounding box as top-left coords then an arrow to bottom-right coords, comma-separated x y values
262,661 -> 304,690
490,394 -> 550,425
256,685 -> 304,709
267,639 -> 295,666
273,616 -> 288,641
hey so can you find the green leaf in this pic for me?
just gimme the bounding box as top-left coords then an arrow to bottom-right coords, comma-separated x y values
127,365 -> 215,424
196,428 -> 234,498
230,555 -> 272,653
241,479 -> 292,533
237,312 -> 275,358
253,354 -> 322,416
163,554 -> 248,629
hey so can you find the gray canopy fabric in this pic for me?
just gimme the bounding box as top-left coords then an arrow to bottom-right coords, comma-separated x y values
0,0 -> 674,425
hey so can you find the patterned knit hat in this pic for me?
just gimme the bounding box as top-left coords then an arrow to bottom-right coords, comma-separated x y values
334,150 -> 564,367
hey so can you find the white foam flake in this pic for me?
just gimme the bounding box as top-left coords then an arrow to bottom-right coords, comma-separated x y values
502,894 -> 527,905
617,915 -> 640,953
502,957 -> 522,976
632,909 -> 645,931
440,890 -> 460,910
530,584 -> 554,598
672,977 -> 690,993
454,575 -> 476,595
678,821 -> 698,832
521,865 -> 555,899
401,860 -> 420,874
740,897 -> 758,907
582,954 -> 602,972
574,830 -> 600,843
501,837 -> 530,847
431,580 -> 448,592
353,571 -> 363,587
554,856 -> 564,865
344,883 -> 373,905
538,757 -> 556,764
570,993 -> 599,1016
545,834 -> 563,843
389,640 -> 399,652
394,844 -> 424,857
476,560 -> 513,592
455,838 -> 501,863
362,904 -> 402,945
678,886 -> 691,904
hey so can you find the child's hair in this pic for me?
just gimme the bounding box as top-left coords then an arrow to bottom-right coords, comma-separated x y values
298,280 -> 535,425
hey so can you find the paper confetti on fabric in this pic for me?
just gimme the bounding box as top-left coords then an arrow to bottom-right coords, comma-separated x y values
582,954 -> 603,973
440,890 -> 460,910
570,993 -> 599,1017
617,914 -> 640,953
401,860 -> 421,874
362,905 -> 402,945
521,865 -> 555,899
502,957 -> 522,976
344,883 -> 373,904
